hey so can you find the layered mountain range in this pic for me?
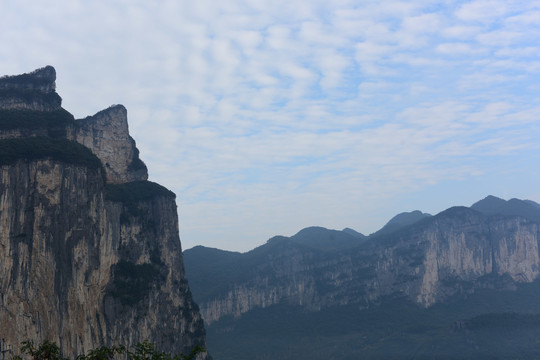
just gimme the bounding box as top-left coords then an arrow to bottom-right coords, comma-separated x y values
184,195 -> 540,359
0,67 -> 208,358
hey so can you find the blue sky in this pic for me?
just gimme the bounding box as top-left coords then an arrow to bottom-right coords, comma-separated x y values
2,0 -> 540,251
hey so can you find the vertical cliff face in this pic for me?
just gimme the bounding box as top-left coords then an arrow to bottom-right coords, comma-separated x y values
102,183 -> 205,354
373,208 -> 538,306
0,159 -> 108,354
0,67 -> 207,358
372,208 -> 540,307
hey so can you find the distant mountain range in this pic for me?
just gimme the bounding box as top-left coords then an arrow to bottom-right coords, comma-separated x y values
184,196 -> 540,359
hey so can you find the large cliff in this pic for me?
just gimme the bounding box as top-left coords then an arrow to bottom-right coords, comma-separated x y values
0,67 -> 207,358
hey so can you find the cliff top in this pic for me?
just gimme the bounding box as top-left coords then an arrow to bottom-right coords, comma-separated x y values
0,66 -> 148,184
0,66 -> 61,111
0,66 -> 56,91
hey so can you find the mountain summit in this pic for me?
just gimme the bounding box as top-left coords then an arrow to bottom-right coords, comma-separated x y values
471,195 -> 540,223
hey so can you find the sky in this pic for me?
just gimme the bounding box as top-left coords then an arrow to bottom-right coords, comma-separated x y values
2,0 -> 540,252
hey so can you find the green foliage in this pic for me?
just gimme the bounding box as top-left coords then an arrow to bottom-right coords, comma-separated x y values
107,260 -> 162,306
76,345 -> 126,360
0,67 -> 54,87
14,341 -> 67,360
0,137 -> 102,170
10,340 -> 205,360
105,181 -> 175,203
127,147 -> 147,172
0,109 -> 74,135
128,157 -> 147,172
105,181 -> 175,226
127,340 -> 204,360
0,89 -> 62,108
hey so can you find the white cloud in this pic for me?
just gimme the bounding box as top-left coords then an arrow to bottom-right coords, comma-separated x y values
455,0 -> 513,23
436,42 -> 486,55
442,25 -> 483,38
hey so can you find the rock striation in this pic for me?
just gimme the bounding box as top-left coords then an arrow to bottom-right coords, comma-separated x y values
0,67 -> 207,358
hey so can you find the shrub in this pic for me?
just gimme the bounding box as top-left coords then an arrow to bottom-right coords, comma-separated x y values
105,181 -> 175,203
0,137 -> 102,170
0,109 -> 75,137
107,260 -> 162,306
10,340 -> 205,360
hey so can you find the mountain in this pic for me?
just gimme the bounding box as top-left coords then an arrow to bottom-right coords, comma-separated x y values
471,195 -> 540,223
342,227 -> 365,238
0,67 -> 208,358
184,199 -> 540,359
287,226 -> 365,251
371,209 -> 431,236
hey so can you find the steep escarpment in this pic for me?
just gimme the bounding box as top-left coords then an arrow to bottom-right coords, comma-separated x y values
0,67 -> 207,358
186,206 -> 540,324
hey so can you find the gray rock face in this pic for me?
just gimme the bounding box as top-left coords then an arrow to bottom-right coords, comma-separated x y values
0,67 -> 207,358
74,105 -> 148,184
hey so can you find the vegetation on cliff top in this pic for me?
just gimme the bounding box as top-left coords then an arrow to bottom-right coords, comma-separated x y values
0,109 -> 74,136
0,66 -> 55,87
105,181 -> 176,202
0,137 -> 102,170
0,89 -> 62,108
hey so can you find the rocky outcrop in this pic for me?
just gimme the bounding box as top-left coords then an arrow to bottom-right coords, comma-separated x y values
0,67 -> 207,358
0,68 -> 148,184
74,106 -> 148,184
185,207 -> 540,324
0,66 -> 61,111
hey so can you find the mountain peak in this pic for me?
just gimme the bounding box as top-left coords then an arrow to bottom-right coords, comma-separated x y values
372,210 -> 432,236
471,195 -> 506,209
342,227 -> 365,238
471,195 -> 540,223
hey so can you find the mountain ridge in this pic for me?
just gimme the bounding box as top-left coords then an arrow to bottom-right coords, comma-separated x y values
184,195 -> 540,359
